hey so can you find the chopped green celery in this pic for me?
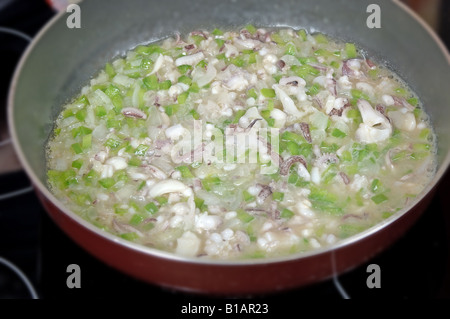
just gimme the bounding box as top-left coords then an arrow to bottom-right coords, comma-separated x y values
284,43 -> 297,56
247,52 -> 257,64
419,128 -> 430,140
105,63 -> 116,78
291,64 -> 320,79
158,80 -> 172,90
106,117 -> 122,129
320,141 -> 339,154
140,58 -> 153,72
281,208 -> 294,219
243,190 -> 255,202
53,128 -> 61,136
178,75 -> 192,85
75,109 -> 87,122
194,197 -> 206,210
331,128 -> 347,138
322,172 -> 337,185
175,165 -> 194,178
368,69 -> 378,79
71,143 -> 83,154
202,176 -> 222,191
345,163 -> 359,176
266,118 -> 275,127
245,24 -> 257,34
137,180 -> 146,191
135,44 -> 164,55
104,138 -> 122,149
248,251 -> 266,259
68,192 -> 91,206
134,144 -> 149,156
144,202 -> 159,215
394,87 -> 407,97
75,95 -> 90,106
330,60 -> 341,69
354,189 -> 364,206
345,43 -> 357,59
143,74 -> 158,90
413,143 -> 430,152
339,224 -> 366,238
128,157 -> 142,167
62,109 -> 75,118
129,214 -> 144,226
212,28 -> 224,36
408,97 -> 419,107
413,107 -> 421,120
71,126 -> 92,138
155,196 -> 169,206
48,169 -> 77,189
232,109 -> 246,124
287,172 -> 309,187
297,29 -> 307,41
308,186 -> 343,215
371,193 -> 388,204
120,232 -> 139,241
272,192 -> 284,202
196,59 -> 207,69
247,88 -> 258,99
391,150 -> 409,162
286,141 -> 301,155
340,150 -> 352,162
115,170 -> 128,182
191,34 -> 205,45
164,104 -> 179,116
297,143 -> 313,158
298,56 -> 318,65
260,109 -> 271,121
314,48 -> 333,57
81,134 -> 92,150
371,178 -> 382,193
270,32 -> 285,45
266,99 -> 274,110
260,88 -> 276,98
71,159 -> 83,169
188,82 -> 200,93
99,177 -> 116,189
382,211 -> 394,219
237,209 -> 254,223
410,151 -> 429,160
177,91 -> 189,104
307,83 -> 322,96
281,131 -> 305,144
105,84 -> 121,98
189,109 -> 200,120
112,95 -> 123,112
83,169 -> 98,186
229,55 -> 246,67
314,33 -> 328,44
216,53 -> 227,60
95,105 -> 107,118
177,64 -> 193,74
351,88 -> 370,101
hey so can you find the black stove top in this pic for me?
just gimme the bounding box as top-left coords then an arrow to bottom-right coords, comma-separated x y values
1,0 -> 449,304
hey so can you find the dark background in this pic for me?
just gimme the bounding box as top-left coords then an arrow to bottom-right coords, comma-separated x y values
0,0 -> 449,303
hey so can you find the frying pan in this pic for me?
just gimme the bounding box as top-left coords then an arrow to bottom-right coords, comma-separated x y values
7,0 -> 450,295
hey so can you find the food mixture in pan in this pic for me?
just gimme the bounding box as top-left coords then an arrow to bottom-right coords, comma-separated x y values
46,27 -> 436,259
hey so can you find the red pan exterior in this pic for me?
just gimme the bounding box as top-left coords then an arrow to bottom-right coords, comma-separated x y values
36,185 -> 436,296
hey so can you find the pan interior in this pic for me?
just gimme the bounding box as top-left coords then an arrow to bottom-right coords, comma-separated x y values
9,0 -> 450,260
